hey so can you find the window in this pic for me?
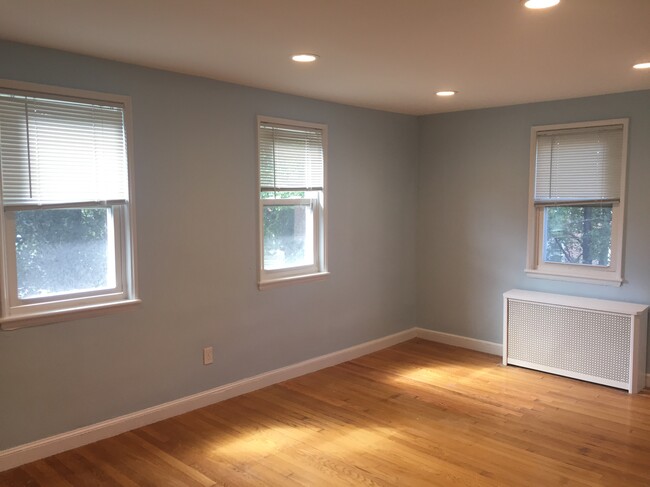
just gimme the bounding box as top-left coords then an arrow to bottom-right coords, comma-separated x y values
257,116 -> 328,288
0,81 -> 139,328
526,119 -> 628,285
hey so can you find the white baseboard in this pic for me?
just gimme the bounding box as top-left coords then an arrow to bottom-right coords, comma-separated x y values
415,327 -> 502,356
1,325 -> 643,473
416,328 -> 650,387
0,327 -> 417,473
416,328 -> 650,389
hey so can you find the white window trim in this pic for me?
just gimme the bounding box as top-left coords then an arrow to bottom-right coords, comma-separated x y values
525,118 -> 629,286
257,115 -> 329,290
0,79 -> 140,329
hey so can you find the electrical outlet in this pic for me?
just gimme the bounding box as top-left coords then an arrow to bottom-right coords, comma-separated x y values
203,346 -> 213,365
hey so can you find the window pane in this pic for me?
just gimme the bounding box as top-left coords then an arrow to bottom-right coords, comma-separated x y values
263,204 -> 313,270
15,208 -> 116,299
543,206 -> 612,266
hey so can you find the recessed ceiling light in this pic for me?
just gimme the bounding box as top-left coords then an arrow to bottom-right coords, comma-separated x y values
436,91 -> 457,97
633,62 -> 650,70
292,54 -> 319,63
523,0 -> 560,9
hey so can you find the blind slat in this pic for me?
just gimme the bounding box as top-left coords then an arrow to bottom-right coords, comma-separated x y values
259,122 -> 324,191
534,125 -> 623,203
0,93 -> 129,207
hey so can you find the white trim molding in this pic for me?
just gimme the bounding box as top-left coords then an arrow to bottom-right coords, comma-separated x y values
1,326 -> 645,473
524,118 -> 629,286
0,327 -> 416,472
256,116 -> 328,290
0,79 -> 140,329
415,327 -> 502,355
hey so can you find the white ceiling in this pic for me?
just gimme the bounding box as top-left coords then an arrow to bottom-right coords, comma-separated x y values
1,0 -> 649,115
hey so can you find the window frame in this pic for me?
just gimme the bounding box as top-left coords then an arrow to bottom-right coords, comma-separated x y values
257,116 -> 329,290
0,80 -> 140,329
525,118 -> 629,286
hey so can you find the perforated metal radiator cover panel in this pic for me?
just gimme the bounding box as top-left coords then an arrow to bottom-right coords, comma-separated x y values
507,300 -> 630,383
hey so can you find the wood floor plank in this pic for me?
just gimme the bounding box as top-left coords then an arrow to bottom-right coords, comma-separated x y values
2,338 -> 650,486
19,459 -> 76,487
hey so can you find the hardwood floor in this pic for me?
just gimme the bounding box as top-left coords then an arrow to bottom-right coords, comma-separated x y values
2,338 -> 650,486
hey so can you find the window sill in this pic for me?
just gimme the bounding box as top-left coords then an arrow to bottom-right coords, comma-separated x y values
525,268 -> 622,287
259,271 -> 330,290
0,298 -> 142,330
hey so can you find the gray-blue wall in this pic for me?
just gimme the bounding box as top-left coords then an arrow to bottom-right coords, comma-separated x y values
1,40 -> 649,452
0,42 -> 418,450
417,91 -> 650,364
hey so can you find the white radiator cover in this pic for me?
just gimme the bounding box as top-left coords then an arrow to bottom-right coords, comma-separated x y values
503,290 -> 648,393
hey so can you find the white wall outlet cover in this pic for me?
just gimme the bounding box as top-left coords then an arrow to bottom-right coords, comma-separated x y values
203,347 -> 213,365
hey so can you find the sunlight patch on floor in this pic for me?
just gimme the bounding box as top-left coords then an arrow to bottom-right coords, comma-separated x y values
392,364 -> 493,386
212,425 -> 396,457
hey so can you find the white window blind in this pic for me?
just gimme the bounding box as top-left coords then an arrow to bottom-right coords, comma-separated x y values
0,93 -> 129,208
534,124 -> 624,204
259,121 -> 324,191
